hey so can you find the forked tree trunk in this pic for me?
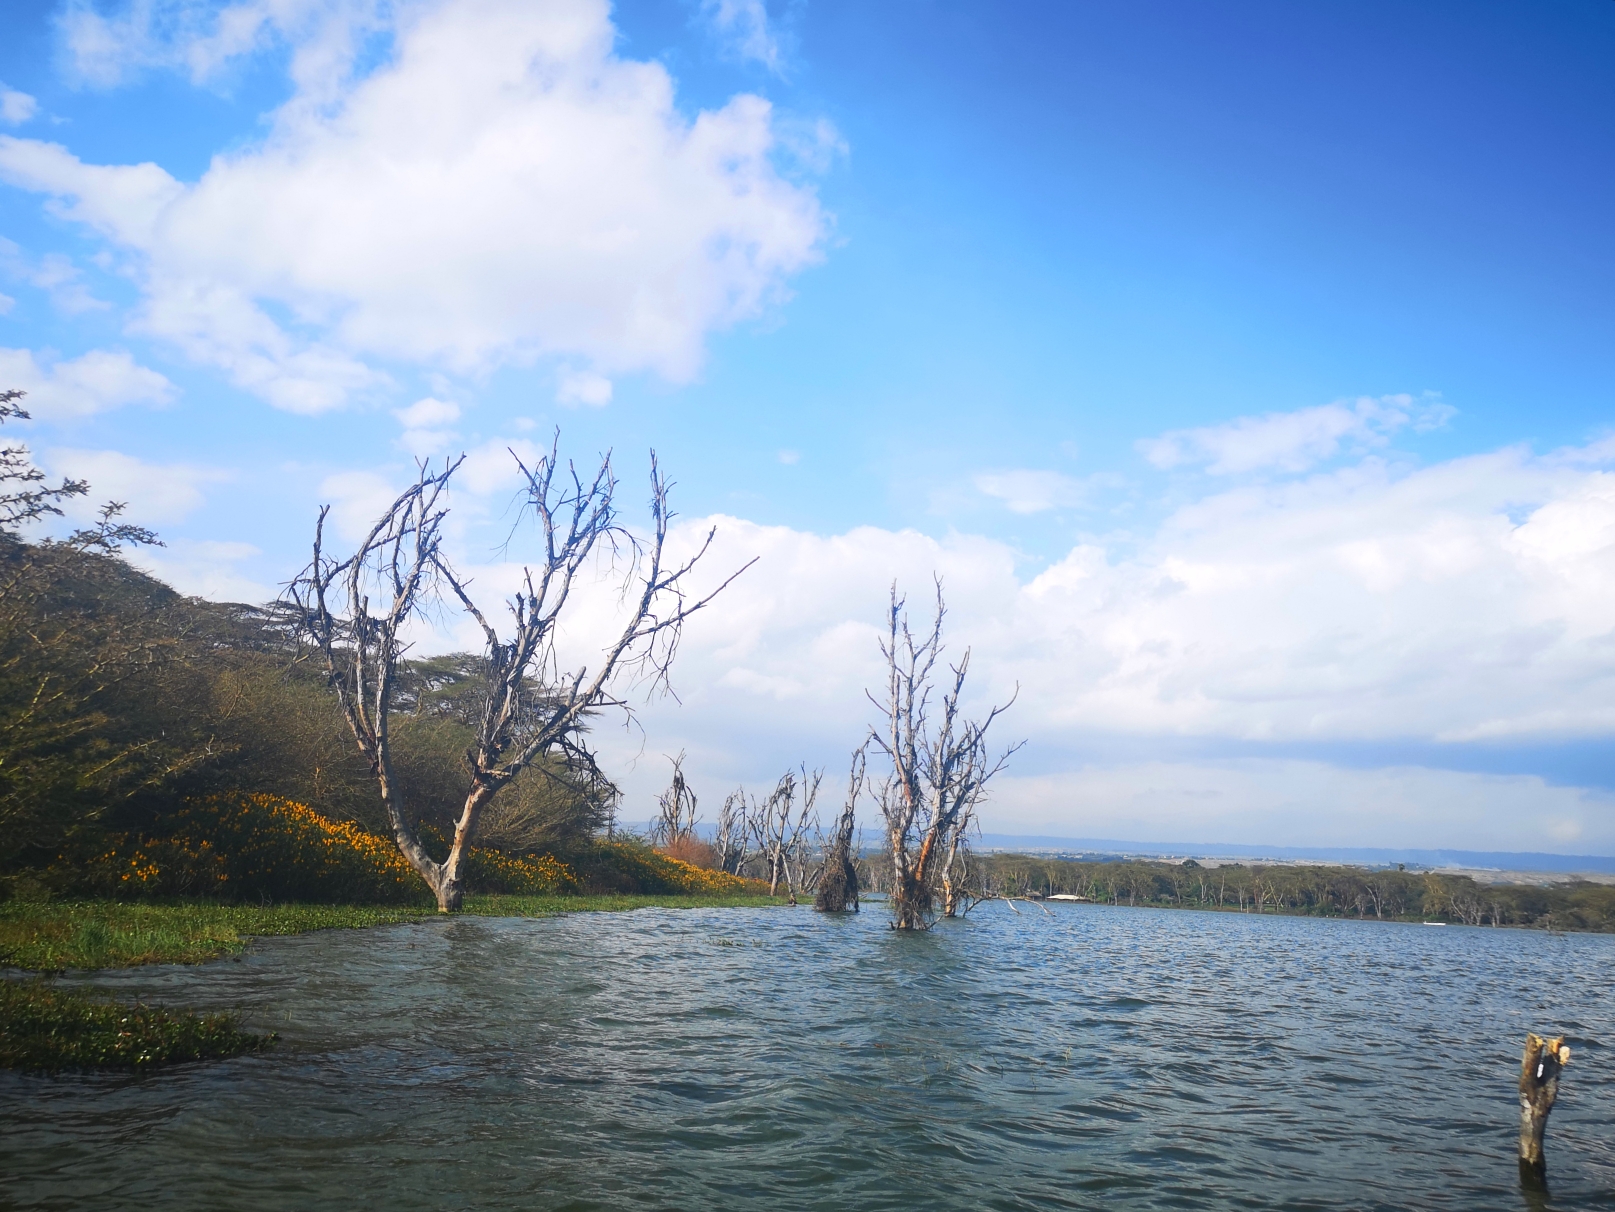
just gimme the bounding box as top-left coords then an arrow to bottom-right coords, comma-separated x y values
1519,1033 -> 1570,1177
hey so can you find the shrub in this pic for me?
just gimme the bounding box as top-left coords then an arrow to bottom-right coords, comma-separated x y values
74,793 -> 427,904
658,835 -> 720,870
458,848 -> 577,895
565,838 -> 769,896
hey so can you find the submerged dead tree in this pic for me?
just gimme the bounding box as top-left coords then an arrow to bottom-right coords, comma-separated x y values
814,749 -> 863,913
751,767 -> 820,899
714,787 -> 751,875
1519,1033 -> 1571,1179
649,751 -> 699,847
869,582 -> 1020,930
282,440 -> 751,911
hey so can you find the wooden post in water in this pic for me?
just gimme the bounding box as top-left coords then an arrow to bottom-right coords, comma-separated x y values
1518,1033 -> 1570,1176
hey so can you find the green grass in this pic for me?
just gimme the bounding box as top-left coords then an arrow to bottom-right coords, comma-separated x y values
0,893 -> 781,971
0,979 -> 273,1071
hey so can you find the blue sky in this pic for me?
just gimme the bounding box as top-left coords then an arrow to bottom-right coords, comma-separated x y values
3,0 -> 1614,853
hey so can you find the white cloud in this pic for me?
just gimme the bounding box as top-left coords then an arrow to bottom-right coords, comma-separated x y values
556,369 -> 612,408
1139,393 -> 1455,474
0,86 -> 38,126
316,468 -> 408,542
56,0 -> 382,94
0,347 -> 174,416
454,435 -> 1615,849
130,538 -> 274,603
44,447 -> 229,523
29,253 -> 109,314
393,395 -> 462,455
394,396 -> 460,429
5,0 -> 829,412
990,762 -> 1614,853
701,0 -> 782,71
0,292 -> 13,314
974,468 -> 1089,514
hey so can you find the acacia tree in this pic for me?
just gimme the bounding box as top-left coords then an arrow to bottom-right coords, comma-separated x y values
281,440 -> 750,911
869,582 -> 1020,930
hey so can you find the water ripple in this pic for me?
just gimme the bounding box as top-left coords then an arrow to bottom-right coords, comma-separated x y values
3,903 -> 1614,1210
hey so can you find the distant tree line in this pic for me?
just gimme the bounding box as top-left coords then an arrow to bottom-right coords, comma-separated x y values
852,852 -> 1615,933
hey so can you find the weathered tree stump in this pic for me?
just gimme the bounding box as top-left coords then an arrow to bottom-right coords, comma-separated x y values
1519,1033 -> 1571,1177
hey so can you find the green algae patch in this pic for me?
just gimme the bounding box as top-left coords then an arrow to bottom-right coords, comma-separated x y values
0,979 -> 273,1072
0,901 -> 432,971
0,894 -> 782,972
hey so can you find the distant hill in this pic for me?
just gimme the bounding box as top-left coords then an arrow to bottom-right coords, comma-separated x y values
974,834 -> 1615,875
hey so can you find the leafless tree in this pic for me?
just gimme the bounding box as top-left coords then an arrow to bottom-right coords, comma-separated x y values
868,581 -> 1020,930
649,751 -> 699,847
714,787 -> 751,875
280,439 -> 752,911
750,766 -> 821,899
814,748 -> 863,913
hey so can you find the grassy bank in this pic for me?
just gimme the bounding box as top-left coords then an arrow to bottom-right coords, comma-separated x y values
0,893 -> 781,971
0,979 -> 273,1071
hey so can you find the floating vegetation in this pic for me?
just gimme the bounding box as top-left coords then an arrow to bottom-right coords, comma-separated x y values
0,980 -> 273,1072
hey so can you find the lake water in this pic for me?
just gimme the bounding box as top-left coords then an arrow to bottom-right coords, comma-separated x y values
3,902 -> 1613,1211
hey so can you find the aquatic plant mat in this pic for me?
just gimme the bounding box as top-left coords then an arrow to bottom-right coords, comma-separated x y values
0,979 -> 272,1071
0,894 -> 780,971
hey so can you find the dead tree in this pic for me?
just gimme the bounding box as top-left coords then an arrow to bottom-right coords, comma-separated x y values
1519,1033 -> 1571,1178
281,440 -> 751,911
714,787 -> 751,875
751,767 -> 820,899
814,749 -> 863,912
940,822 -> 973,918
649,751 -> 699,846
868,582 -> 1020,930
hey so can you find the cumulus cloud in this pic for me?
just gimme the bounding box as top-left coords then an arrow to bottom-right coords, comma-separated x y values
556,369 -> 613,408
454,435 -> 1615,849
56,0 -> 383,95
1139,393 -> 1455,474
28,253 -> 108,314
0,86 -> 38,126
44,447 -> 229,523
131,538 -> 275,602
5,0 -> 830,412
701,0 -> 782,71
0,347 -> 174,416
393,396 -> 461,455
974,468 -> 1090,514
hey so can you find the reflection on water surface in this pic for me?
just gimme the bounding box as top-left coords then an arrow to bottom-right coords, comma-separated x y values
3,903 -> 1613,1211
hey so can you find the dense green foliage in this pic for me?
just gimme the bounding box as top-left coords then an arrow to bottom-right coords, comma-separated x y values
0,514 -> 615,903
0,979 -> 272,1070
939,853 -> 1615,932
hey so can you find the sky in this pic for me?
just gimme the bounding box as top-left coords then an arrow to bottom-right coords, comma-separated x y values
2,0 -> 1615,853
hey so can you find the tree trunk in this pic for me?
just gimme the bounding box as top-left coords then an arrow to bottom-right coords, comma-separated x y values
1519,1033 -> 1570,1177
434,782 -> 499,913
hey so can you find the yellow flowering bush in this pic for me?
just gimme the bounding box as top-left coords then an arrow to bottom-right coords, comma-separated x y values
78,794 -> 427,904
576,840 -> 771,896
459,847 -> 577,895
68,795 -> 768,903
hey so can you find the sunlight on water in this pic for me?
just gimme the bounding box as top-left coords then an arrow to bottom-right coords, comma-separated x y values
4,904 -> 1613,1211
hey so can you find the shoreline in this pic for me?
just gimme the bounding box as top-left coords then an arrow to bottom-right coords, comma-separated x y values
0,893 -> 783,974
